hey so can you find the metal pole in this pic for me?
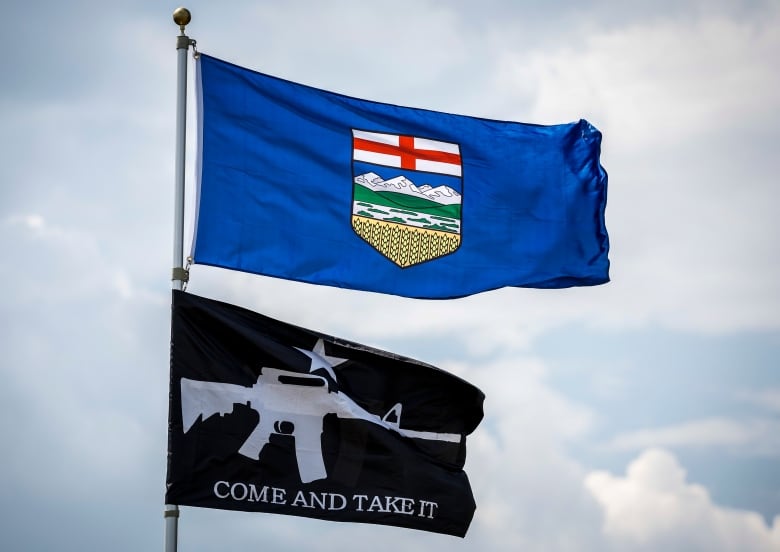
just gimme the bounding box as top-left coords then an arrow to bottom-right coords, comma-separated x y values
171,6 -> 192,293
167,7 -> 193,552
164,505 -> 179,552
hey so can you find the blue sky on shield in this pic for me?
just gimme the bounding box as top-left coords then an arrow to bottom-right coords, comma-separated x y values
1,1 -> 779,551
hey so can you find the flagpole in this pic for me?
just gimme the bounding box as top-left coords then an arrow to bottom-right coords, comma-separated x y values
167,6 -> 194,552
171,6 -> 193,293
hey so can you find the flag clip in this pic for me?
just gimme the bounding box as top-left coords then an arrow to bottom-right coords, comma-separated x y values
163,508 -> 179,519
172,267 -> 189,283
176,35 -> 196,51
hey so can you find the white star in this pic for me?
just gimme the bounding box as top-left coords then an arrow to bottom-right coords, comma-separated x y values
295,339 -> 349,381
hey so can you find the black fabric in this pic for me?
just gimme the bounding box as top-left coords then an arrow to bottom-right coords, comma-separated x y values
166,290 -> 484,537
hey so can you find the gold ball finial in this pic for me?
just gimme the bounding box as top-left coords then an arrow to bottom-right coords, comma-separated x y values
172,7 -> 191,32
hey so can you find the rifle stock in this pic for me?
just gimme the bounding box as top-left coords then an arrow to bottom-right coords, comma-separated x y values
180,378 -> 250,432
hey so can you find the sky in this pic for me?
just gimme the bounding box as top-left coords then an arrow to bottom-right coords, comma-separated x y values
1,0 -> 779,550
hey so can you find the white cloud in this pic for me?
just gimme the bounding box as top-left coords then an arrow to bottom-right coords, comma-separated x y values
0,209 -> 170,497
5,213 -> 88,246
2,212 -> 167,306
485,12 -> 780,335
604,418 -> 780,456
455,355 -> 608,551
497,13 -> 780,146
193,0 -> 471,106
739,388 -> 780,414
586,448 -> 780,551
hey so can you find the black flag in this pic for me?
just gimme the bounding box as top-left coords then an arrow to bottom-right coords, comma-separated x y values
166,291 -> 485,537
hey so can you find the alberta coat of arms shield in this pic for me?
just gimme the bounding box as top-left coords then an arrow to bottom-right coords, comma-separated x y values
350,129 -> 463,268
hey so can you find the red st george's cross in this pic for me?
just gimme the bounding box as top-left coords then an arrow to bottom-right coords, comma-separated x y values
352,130 -> 462,177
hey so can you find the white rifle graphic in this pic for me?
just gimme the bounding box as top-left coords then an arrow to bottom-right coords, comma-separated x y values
181,367 -> 461,483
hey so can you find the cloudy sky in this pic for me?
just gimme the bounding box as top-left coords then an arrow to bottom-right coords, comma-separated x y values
2,0 -> 779,550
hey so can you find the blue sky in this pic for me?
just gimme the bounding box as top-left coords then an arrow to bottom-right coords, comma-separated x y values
1,1 -> 779,550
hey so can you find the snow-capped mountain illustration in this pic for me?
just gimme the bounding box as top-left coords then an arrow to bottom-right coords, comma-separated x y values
354,172 -> 461,206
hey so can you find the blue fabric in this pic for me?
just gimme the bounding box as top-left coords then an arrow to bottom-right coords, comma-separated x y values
193,54 -> 609,299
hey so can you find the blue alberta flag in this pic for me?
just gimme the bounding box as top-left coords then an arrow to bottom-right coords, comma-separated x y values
192,54 -> 609,299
